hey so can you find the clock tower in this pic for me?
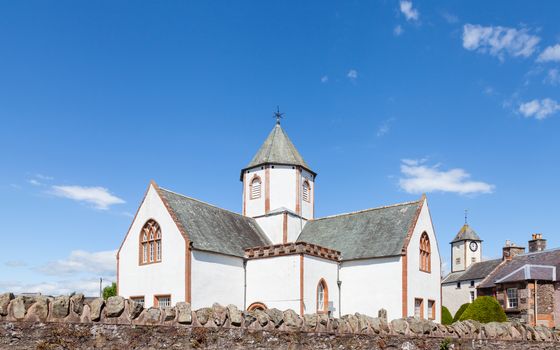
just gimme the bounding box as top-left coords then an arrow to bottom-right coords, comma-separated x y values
450,224 -> 482,273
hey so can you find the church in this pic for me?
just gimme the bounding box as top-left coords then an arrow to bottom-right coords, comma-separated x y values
117,116 -> 441,323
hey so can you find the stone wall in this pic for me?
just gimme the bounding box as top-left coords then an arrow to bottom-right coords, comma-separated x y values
1,292 -> 560,349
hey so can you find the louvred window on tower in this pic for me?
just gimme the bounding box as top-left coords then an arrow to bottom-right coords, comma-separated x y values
250,176 -> 262,199
302,180 -> 310,202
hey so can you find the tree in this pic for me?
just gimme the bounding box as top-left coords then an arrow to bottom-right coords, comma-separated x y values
441,306 -> 453,325
459,296 -> 507,323
453,303 -> 470,323
103,282 -> 117,300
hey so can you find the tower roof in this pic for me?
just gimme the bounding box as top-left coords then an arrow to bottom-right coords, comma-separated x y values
451,224 -> 481,243
241,123 -> 314,179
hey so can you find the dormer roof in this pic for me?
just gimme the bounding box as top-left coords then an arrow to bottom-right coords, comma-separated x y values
451,224 -> 481,243
241,123 -> 314,179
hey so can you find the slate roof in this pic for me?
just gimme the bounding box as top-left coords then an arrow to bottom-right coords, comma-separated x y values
478,248 -> 560,289
442,259 -> 502,284
242,123 -> 313,178
296,199 -> 423,260
158,188 -> 271,257
451,224 -> 481,243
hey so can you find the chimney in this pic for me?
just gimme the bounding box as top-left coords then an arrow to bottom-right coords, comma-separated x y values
528,233 -> 547,253
502,240 -> 525,261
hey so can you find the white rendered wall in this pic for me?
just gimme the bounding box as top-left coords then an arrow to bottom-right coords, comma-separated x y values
406,200 -> 442,323
302,256 -> 339,315
246,255 -> 300,311
452,242 -> 465,272
190,250 -> 245,310
269,165 -> 297,213
287,214 -> 306,243
255,214 -> 284,245
300,169 -> 314,219
118,184 -> 186,308
442,280 -> 481,316
339,256 -> 402,321
243,167 -> 266,217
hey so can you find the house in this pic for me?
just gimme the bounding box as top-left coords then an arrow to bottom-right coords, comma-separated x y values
117,118 -> 442,322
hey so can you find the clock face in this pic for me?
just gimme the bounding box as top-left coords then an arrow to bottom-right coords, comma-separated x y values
469,241 -> 478,252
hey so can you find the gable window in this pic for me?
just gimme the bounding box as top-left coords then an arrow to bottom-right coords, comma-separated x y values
302,180 -> 311,202
140,220 -> 162,265
507,288 -> 518,309
250,176 -> 262,199
155,294 -> 171,307
419,232 -> 431,272
316,279 -> 329,313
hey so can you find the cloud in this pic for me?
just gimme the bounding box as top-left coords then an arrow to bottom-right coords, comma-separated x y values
0,278 -> 115,297
4,260 -> 27,268
441,11 -> 458,24
544,68 -> 560,85
377,118 -> 395,137
50,185 -> 125,210
518,98 -> 560,120
28,179 -> 42,186
462,24 -> 540,60
399,159 -> 495,195
394,25 -> 404,36
482,86 -> 495,96
35,174 -> 53,180
37,250 -> 117,276
399,1 -> 419,21
537,44 -> 560,62
347,69 -> 358,81
320,75 -> 328,83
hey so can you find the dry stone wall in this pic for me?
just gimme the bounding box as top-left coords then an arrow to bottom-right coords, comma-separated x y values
1,292 -> 560,349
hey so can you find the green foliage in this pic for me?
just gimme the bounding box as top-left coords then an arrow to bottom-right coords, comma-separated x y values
439,338 -> 452,350
453,303 -> 470,323
441,306 -> 453,325
459,296 -> 507,323
103,282 -> 117,300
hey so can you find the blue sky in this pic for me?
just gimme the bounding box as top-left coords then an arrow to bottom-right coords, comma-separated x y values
1,1 -> 559,296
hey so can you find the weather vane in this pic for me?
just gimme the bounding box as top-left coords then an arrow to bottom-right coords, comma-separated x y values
464,209 -> 468,225
273,106 -> 284,124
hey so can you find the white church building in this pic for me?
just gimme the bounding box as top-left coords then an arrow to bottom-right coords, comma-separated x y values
117,118 -> 442,322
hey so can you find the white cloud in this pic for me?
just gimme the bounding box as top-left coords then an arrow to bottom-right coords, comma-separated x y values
51,185 -> 125,210
377,118 -> 395,137
37,250 -> 117,276
347,69 -> 358,81
28,179 -> 42,186
518,98 -> 560,120
4,260 -> 27,268
399,159 -> 494,195
462,24 -> 540,60
35,174 -> 53,180
400,1 -> 419,21
0,278 -> 114,297
544,68 -> 560,85
394,25 -> 404,36
321,75 -> 328,83
537,44 -> 560,62
441,11 -> 458,24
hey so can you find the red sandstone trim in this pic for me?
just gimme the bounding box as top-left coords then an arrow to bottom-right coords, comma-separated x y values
244,242 -> 341,262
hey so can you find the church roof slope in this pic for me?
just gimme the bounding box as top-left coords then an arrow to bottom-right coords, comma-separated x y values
478,248 -> 560,289
296,200 -> 422,260
158,188 -> 271,257
441,259 -> 502,284
242,124 -> 313,177
451,224 -> 481,243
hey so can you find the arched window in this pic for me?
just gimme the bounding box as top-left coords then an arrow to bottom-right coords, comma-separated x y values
302,180 -> 311,202
420,232 -> 431,273
140,220 -> 162,265
247,302 -> 267,311
250,176 -> 262,200
316,279 -> 329,313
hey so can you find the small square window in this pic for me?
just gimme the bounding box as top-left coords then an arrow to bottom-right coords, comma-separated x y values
470,280 -> 475,287
130,296 -> 145,307
155,295 -> 172,307
507,288 -> 518,309
456,282 -> 461,289
470,291 -> 475,303
455,257 -> 461,265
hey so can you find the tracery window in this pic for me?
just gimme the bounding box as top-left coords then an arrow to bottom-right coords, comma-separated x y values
140,220 -> 162,264
419,232 -> 431,272
250,176 -> 262,199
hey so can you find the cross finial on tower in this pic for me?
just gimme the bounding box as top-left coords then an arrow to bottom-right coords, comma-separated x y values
464,209 -> 468,225
273,106 -> 284,125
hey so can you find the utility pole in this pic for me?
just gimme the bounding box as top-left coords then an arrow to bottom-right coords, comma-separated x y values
99,277 -> 103,298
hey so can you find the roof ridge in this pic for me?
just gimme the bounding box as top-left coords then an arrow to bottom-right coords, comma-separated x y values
264,124 -> 278,161
312,200 -> 422,221
517,246 -> 560,257
158,187 -> 249,220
